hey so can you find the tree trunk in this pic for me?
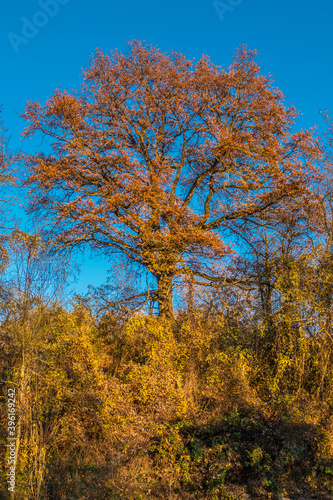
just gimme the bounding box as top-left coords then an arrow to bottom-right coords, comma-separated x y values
156,275 -> 174,320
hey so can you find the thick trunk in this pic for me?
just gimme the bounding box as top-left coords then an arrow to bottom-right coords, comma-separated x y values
156,275 -> 174,320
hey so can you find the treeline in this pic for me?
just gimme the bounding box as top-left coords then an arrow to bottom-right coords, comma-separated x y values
0,224 -> 333,498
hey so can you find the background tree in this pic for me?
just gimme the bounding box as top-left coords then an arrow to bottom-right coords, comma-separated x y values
0,108 -> 15,198
23,41 -> 321,319
0,230 -> 73,499
0,108 -> 17,303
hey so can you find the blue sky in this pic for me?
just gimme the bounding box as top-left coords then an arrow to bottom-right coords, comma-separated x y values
1,0 -> 333,295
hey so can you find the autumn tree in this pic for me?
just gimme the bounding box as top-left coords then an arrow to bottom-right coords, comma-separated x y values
0,108 -> 14,190
23,41 -> 320,319
0,108 -> 16,290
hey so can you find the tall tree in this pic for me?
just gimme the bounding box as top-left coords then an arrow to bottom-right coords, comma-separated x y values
23,42 -> 320,319
0,108 -> 16,281
0,109 -> 13,188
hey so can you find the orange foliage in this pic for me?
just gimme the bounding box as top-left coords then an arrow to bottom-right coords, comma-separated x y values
22,41 -> 321,318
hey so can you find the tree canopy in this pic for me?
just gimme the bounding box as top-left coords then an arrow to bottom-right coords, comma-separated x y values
23,41 -> 321,318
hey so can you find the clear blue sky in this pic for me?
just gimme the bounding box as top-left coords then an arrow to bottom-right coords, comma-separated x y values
1,0 -> 333,295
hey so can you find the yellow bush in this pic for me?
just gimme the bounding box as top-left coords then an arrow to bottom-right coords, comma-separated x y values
121,316 -> 191,418
202,350 -> 258,411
